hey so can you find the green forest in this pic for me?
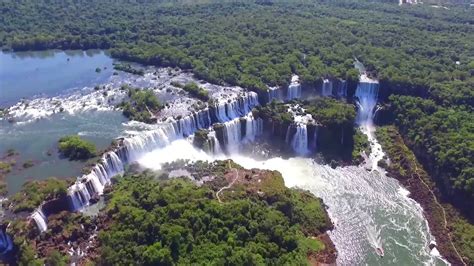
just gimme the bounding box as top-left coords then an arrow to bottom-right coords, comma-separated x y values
4,161 -> 334,265
98,170 -> 332,265
1,0 -> 471,216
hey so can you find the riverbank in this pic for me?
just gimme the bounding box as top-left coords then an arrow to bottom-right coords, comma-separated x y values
2,160 -> 337,265
376,126 -> 472,265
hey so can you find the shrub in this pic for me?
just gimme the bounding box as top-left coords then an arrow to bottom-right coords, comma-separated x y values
58,135 -> 96,160
183,82 -> 209,101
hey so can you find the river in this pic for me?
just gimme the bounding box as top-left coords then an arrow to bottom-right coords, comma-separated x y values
1,50 -> 449,265
0,50 -> 126,194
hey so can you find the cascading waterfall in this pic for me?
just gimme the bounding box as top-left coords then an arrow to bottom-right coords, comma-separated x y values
212,113 -> 263,154
267,87 -> 283,102
134,71 -> 448,265
287,75 -> 301,100
31,209 -> 48,233
207,131 -> 222,154
243,113 -> 263,142
222,119 -> 242,154
355,75 -> 380,126
291,123 -> 310,156
0,227 -> 13,256
212,92 -> 259,122
336,79 -> 348,98
286,105 -> 313,155
322,79 -> 333,97
32,92 -> 260,231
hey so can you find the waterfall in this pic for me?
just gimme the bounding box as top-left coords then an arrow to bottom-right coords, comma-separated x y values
355,74 -> 379,126
31,92 -> 262,232
336,79 -> 348,98
30,91 -> 260,232
124,123 -> 179,161
211,92 -> 259,122
31,209 -> 48,233
322,79 -> 333,97
243,113 -> 263,142
222,118 -> 242,154
0,228 -> 13,256
209,113 -> 262,155
208,131 -> 222,154
311,126 -> 319,150
287,75 -> 301,100
267,87 -> 283,102
291,123 -> 310,156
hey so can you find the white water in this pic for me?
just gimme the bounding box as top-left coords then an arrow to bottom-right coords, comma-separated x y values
355,74 -> 379,126
287,75 -> 301,100
286,105 -> 314,155
211,113 -> 263,154
18,60 -> 446,265
336,79 -> 348,98
112,70 -> 447,265
54,91 -> 260,230
322,79 -> 333,96
267,86 -> 283,102
31,209 -> 48,233
291,124 -> 310,156
352,73 -> 447,265
137,139 -> 446,265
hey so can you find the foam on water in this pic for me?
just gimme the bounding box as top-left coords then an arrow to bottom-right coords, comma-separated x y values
322,79 -> 333,96
287,75 -> 301,100
136,139 -> 447,265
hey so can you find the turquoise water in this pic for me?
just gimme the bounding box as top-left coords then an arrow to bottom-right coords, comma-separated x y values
0,50 -> 114,107
0,111 -> 127,195
0,50 -> 126,194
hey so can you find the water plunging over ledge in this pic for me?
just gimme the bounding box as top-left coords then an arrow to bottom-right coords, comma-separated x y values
19,59 -> 447,265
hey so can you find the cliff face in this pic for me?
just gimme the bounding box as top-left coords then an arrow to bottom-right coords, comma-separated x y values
376,126 -> 473,265
251,99 -> 357,162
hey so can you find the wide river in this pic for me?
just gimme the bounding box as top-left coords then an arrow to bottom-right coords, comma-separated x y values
0,50 -> 448,265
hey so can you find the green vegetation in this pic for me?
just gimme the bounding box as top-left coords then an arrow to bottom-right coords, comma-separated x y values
0,161 -> 12,174
192,129 -> 210,151
388,95 -> 474,217
253,100 -> 293,125
352,128 -> 370,164
113,63 -> 144,75
303,98 -> 355,128
0,0 -> 472,218
0,149 -> 18,196
58,135 -> 97,160
118,87 -> 163,123
450,210 -> 474,264
98,162 -> 332,265
376,126 -> 473,264
183,82 -> 209,101
6,178 -> 68,213
22,160 -> 34,169
7,210 -> 94,265
1,1 -> 471,96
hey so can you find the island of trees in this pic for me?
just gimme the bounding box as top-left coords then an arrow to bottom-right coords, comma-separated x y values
3,160 -> 336,265
0,0 -> 472,263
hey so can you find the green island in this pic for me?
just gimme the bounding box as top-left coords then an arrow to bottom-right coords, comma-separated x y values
113,63 -> 145,76
117,86 -> 163,123
5,178 -> 68,213
58,135 -> 97,160
252,98 -> 365,163
1,1 -> 471,204
0,0 -> 472,264
3,160 -> 335,265
182,82 -> 210,102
